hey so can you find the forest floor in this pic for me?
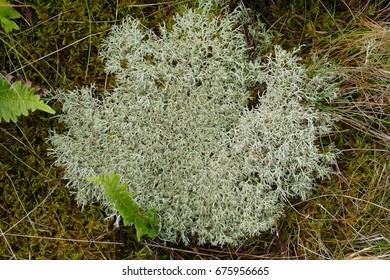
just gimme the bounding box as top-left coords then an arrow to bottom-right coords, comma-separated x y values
0,0 -> 389,259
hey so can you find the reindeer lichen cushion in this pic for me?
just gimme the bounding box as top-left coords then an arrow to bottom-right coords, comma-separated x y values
49,3 -> 337,245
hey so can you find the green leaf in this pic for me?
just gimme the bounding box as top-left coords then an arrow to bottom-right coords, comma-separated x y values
88,173 -> 159,242
0,76 -> 55,122
0,1 -> 21,33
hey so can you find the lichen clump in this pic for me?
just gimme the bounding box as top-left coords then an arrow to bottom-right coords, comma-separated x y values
49,4 -> 337,245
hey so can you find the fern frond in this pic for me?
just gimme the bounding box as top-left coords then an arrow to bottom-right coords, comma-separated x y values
0,0 -> 21,33
0,76 -> 55,122
88,173 -> 159,242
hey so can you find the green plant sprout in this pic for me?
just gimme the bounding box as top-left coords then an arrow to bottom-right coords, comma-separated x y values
88,173 -> 159,242
0,0 -> 20,33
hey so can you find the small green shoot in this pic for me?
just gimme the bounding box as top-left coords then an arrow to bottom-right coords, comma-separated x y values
88,173 -> 159,242
0,1 -> 20,33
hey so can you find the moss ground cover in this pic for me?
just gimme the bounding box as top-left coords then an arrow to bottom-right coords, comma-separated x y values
0,0 -> 389,259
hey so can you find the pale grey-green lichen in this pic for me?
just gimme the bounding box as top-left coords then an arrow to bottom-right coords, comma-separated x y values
48,3 -> 337,245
